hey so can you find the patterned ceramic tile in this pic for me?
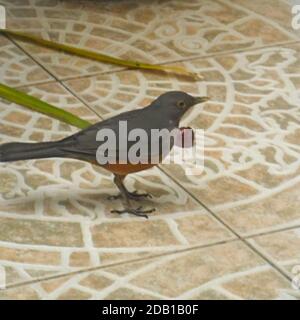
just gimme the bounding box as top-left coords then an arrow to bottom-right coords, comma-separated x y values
0,35 -> 53,87
232,0 -> 297,33
0,81 -> 235,287
218,182 -> 300,236
1,0 -> 297,80
0,81 -> 99,146
64,65 -> 204,119
65,43 -> 300,236
0,241 -> 296,300
249,227 -> 300,278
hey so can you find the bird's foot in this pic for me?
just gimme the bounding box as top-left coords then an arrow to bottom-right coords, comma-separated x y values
127,190 -> 152,200
111,206 -> 155,219
107,190 -> 152,201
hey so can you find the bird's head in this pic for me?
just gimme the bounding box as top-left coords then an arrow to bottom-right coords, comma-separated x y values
151,91 -> 209,123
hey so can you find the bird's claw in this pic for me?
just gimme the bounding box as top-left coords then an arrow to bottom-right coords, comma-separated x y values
111,206 -> 155,219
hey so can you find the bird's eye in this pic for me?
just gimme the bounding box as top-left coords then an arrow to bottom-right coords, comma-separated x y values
177,100 -> 186,108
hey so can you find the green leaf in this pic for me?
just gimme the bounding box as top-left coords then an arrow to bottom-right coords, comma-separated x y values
1,29 -> 202,80
0,83 -> 91,129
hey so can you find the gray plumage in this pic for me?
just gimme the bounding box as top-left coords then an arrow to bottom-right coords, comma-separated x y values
0,91 -> 207,164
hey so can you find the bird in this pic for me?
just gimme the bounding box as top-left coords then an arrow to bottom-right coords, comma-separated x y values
0,91 -> 209,218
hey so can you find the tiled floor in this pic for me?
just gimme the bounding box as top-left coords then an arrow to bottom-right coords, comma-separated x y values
0,0 -> 299,299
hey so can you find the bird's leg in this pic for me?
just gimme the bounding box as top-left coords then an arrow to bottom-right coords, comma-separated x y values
108,176 -> 152,201
110,174 -> 155,218
108,191 -> 151,201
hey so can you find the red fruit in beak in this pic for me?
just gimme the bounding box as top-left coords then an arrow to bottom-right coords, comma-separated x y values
175,127 -> 195,148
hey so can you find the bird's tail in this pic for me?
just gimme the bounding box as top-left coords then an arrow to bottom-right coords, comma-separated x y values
0,141 -> 66,163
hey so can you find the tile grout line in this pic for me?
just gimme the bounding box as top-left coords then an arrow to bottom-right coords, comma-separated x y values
13,79 -> 58,90
4,34 -> 105,123
244,224 -> 300,239
3,238 -> 238,292
158,166 -> 294,283
61,80 -> 105,121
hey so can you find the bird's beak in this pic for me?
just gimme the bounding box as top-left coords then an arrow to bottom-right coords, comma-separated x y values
193,96 -> 210,104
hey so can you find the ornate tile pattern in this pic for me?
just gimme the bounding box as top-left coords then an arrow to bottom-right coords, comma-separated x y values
0,35 -> 53,87
0,241 -> 297,300
0,0 -> 299,300
1,0 -> 298,80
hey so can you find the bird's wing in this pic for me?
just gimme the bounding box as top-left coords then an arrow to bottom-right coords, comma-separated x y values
58,107 -> 176,164
58,108 -> 153,161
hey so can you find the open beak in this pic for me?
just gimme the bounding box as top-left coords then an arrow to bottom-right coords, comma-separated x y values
193,96 -> 210,104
